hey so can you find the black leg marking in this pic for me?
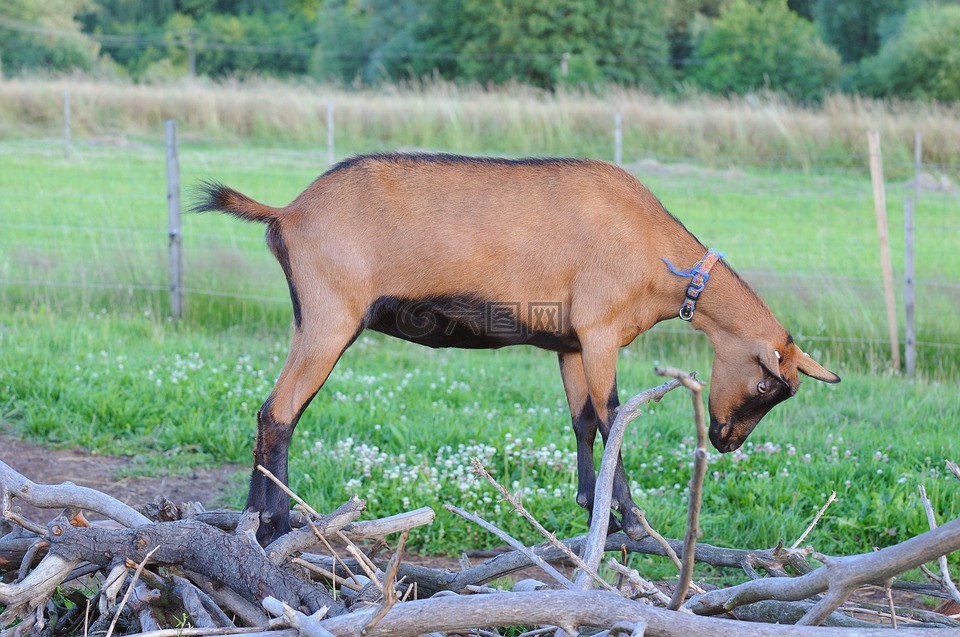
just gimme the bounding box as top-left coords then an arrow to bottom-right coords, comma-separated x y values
245,397 -> 296,545
595,382 -> 645,540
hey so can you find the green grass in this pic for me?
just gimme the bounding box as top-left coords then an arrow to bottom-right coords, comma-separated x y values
1,136 -> 959,581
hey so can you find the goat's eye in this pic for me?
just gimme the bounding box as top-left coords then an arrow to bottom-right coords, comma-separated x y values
757,381 -> 768,394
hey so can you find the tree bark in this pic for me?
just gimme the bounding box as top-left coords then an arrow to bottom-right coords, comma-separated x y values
45,516 -> 345,616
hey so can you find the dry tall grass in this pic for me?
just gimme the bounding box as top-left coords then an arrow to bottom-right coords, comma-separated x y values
1,77 -> 958,173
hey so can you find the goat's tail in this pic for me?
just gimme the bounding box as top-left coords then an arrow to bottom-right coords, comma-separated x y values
191,180 -> 281,223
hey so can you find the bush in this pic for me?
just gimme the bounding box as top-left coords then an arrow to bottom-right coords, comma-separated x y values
0,0 -> 99,75
854,4 -> 960,101
689,0 -> 842,101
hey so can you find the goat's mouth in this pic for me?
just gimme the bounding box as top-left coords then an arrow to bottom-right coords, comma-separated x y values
708,416 -> 745,453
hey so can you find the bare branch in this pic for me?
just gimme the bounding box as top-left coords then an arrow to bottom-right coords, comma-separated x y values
105,545 -> 159,637
472,458 -> 613,591
575,375 -> 687,589
0,460 -> 151,528
918,484 -> 960,604
946,459 -> 960,483
445,503 -> 574,589
654,367 -> 708,611
684,516 -> 960,626
318,589 -> 943,637
0,553 -> 80,625
264,497 -> 366,566
791,491 -> 837,549
606,558 -> 671,606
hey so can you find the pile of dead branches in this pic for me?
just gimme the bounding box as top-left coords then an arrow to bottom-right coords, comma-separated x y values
2,368 -> 960,636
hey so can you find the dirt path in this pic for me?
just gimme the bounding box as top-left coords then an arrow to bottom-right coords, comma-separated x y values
0,433 -> 244,521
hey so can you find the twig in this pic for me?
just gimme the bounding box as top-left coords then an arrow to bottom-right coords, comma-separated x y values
263,597 -> 333,637
634,509 -> 704,595
315,531 -> 362,589
336,530 -> 384,592
471,458 -> 614,591
257,464 -> 322,518
791,491 -> 837,549
918,484 -> 960,604
117,628 -> 292,637
885,584 -> 898,629
361,529 -> 408,634
606,558 -> 671,606
444,503 -> 574,589
292,558 -> 364,592
105,545 -> 159,637
655,366 -> 708,611
3,510 -> 46,536
575,375 -> 687,589
946,459 -> 960,483
266,497 -> 366,565
635,509 -> 680,571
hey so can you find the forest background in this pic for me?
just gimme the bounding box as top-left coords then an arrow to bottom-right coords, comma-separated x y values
2,0 -> 960,102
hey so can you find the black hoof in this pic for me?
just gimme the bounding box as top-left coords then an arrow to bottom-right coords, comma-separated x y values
619,507 -> 648,541
586,509 -> 623,535
255,511 -> 292,546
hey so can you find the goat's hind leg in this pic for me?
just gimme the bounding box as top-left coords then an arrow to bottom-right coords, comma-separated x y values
246,313 -> 361,545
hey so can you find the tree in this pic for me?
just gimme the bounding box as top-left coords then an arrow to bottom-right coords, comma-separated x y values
855,3 -> 960,101
0,0 -> 100,74
665,0 -> 725,72
689,0 -> 842,101
417,0 -> 671,90
814,0 -> 912,64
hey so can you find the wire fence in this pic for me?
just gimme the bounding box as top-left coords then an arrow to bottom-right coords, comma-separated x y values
1,117 -> 958,373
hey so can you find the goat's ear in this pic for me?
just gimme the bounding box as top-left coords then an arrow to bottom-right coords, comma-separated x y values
758,347 -> 788,387
796,349 -> 841,384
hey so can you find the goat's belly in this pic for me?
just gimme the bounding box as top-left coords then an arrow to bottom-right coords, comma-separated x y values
364,295 -> 580,352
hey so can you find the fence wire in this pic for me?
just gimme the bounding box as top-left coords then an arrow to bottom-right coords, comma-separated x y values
1,132 -> 957,371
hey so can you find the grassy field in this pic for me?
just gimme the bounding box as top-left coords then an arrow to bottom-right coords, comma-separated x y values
1,86 -> 959,581
2,78 -> 960,174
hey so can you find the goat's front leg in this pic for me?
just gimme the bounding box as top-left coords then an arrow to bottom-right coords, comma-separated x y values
577,336 -> 646,541
558,352 -> 620,534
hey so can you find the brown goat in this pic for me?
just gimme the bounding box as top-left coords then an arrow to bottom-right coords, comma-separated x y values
194,153 -> 839,545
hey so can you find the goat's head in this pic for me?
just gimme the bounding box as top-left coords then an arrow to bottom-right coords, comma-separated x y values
707,336 -> 839,453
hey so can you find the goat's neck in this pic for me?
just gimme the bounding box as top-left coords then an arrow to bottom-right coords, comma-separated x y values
655,244 -> 783,343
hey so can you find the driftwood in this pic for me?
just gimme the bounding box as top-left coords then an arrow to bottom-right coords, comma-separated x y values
3,370 -> 960,636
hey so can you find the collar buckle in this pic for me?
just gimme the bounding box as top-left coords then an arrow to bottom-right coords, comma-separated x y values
662,249 -> 723,322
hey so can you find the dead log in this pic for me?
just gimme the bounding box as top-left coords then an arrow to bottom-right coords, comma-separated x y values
20,516 -> 345,620
316,589 -> 945,637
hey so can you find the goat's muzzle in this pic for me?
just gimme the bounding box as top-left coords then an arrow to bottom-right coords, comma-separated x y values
709,416 -> 744,453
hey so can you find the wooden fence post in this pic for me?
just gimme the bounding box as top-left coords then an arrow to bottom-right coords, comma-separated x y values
866,130 -> 900,371
165,119 -> 183,320
904,197 -> 916,377
614,112 -> 623,166
64,89 -> 71,158
914,131 -> 922,205
326,100 -> 335,166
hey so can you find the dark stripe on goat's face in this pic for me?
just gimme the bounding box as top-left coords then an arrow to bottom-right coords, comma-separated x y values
364,295 -> 581,352
266,222 -> 302,330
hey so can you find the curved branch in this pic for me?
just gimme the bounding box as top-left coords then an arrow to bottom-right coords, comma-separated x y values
685,516 -> 960,626
0,460 -> 150,528
0,553 -> 80,625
